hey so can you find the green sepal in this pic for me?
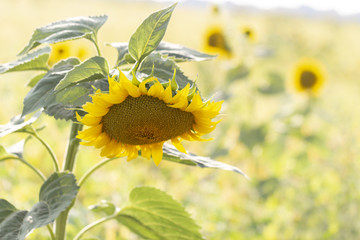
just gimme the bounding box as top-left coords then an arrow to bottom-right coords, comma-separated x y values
19,16 -> 108,55
128,3 -> 177,63
0,47 -> 50,74
116,186 -> 204,240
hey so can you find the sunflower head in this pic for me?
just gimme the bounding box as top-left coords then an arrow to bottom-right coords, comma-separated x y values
292,58 -> 325,95
203,25 -> 232,59
76,71 -> 223,165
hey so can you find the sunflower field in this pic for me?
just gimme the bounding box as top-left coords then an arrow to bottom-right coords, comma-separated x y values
1,0 -> 360,239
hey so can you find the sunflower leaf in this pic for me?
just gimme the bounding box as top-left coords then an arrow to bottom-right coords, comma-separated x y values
116,186 -> 204,240
128,3 -> 176,63
162,143 -> 249,178
0,47 -> 50,74
107,42 -> 133,67
22,58 -> 80,117
54,56 -> 109,92
155,41 -> 216,62
0,111 -> 41,138
27,73 -> 47,88
0,173 -> 78,240
19,16 -> 108,55
138,53 -> 193,89
257,72 -> 285,95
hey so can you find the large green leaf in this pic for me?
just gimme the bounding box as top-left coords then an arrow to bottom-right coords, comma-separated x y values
128,3 -> 176,63
116,186 -> 204,240
162,143 -> 249,178
0,47 -> 50,74
138,53 -> 193,89
21,58 -> 80,117
0,111 -> 41,138
0,172 -> 79,240
19,15 -> 108,55
54,56 -> 109,92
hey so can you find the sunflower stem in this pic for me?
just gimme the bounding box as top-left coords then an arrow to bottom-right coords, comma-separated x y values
92,35 -> 102,57
73,215 -> 116,240
78,157 -> 118,187
0,157 -> 46,181
55,122 -> 83,240
29,126 -> 59,172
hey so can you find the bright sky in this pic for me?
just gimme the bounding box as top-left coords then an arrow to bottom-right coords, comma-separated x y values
174,0 -> 360,16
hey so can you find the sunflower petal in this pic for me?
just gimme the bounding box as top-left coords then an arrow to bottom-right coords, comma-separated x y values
151,142 -> 164,166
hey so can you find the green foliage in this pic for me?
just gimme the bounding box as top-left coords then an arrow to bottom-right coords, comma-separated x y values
239,124 -> 268,150
0,47 -> 50,73
27,73 -> 47,88
89,200 -> 116,216
162,143 -> 249,178
129,3 -> 177,63
226,63 -> 250,83
0,172 -> 78,240
257,72 -> 285,95
54,56 -> 109,92
19,16 -> 108,55
138,53 -> 194,89
0,111 -> 41,138
116,186 -> 204,240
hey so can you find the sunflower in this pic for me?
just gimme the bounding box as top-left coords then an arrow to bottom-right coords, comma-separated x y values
241,26 -> 256,43
48,41 -> 92,66
292,58 -> 325,94
76,71 -> 223,165
203,25 -> 232,58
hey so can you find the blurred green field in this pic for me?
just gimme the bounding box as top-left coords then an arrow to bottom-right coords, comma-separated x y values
1,0 -> 360,239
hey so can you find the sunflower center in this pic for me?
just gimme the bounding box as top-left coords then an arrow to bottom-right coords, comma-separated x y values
208,33 -> 225,48
300,71 -> 317,89
101,95 -> 194,145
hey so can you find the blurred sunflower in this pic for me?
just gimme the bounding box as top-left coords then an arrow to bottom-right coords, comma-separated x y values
48,41 -> 92,66
76,71 -> 223,165
241,26 -> 256,43
292,58 -> 325,94
203,25 -> 232,58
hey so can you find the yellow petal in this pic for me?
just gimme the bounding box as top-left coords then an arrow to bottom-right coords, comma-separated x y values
126,145 -> 139,161
93,132 -> 111,148
141,145 -> 152,160
151,142 -> 164,166
161,81 -> 173,103
139,78 -> 156,94
120,72 -> 141,97
82,102 -> 109,117
100,139 -> 118,157
77,124 -> 103,141
171,138 -> 187,153
148,81 -> 164,98
185,92 -> 203,112
76,112 -> 102,126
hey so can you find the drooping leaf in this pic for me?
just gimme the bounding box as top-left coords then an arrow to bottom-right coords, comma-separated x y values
162,143 -> 249,178
0,200 -> 18,224
226,63 -> 250,83
22,58 -> 80,117
0,173 -> 78,240
155,41 -> 216,62
0,47 -> 50,74
54,56 -> 109,92
0,111 -> 41,138
19,15 -> 108,55
116,186 -> 204,240
138,53 -> 193,89
128,3 -> 176,63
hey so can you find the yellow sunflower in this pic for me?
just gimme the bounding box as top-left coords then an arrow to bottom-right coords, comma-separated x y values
48,41 -> 92,66
241,26 -> 256,43
292,58 -> 325,94
76,71 -> 223,165
203,25 -> 232,58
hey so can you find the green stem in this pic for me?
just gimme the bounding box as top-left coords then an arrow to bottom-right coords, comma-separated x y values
55,123 -> 83,240
47,224 -> 56,240
0,157 -> 46,181
78,157 -> 118,187
29,126 -> 59,172
92,35 -> 102,57
73,215 -> 116,240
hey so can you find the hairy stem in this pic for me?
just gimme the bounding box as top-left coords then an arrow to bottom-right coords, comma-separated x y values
55,123 -> 83,240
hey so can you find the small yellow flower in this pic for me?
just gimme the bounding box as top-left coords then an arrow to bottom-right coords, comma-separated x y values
292,58 -> 326,95
203,25 -> 232,58
76,72 -> 223,165
48,41 -> 92,66
241,26 -> 256,43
